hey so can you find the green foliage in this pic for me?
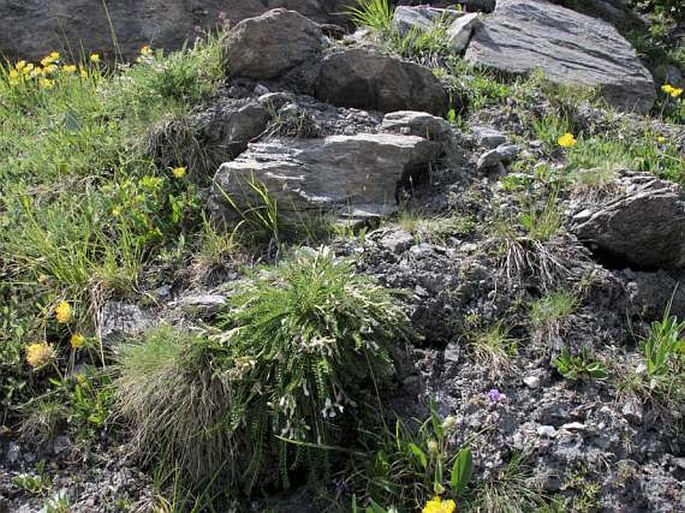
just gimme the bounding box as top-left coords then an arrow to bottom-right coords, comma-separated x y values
553,347 -> 608,381
639,302 -> 685,408
517,191 -> 563,242
531,291 -> 577,328
463,453 -> 548,512
467,321 -> 518,374
11,460 -> 52,495
115,248 -> 415,496
348,399 -> 472,510
346,0 -> 394,33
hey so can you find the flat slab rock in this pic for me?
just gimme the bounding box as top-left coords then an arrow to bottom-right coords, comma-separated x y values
465,0 -> 655,113
571,175 -> 685,270
211,133 -> 441,220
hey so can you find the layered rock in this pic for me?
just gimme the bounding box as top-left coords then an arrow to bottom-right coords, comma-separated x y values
571,175 -> 685,270
0,0 -> 347,62
465,0 -> 656,113
317,49 -> 449,115
226,9 -> 325,80
210,133 -> 442,222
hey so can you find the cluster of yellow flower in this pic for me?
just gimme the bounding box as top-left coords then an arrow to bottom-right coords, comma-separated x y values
136,45 -> 154,64
6,50 -> 101,89
25,300 -> 86,370
557,132 -> 577,148
662,83 -> 683,99
172,166 -> 187,179
422,496 -> 456,513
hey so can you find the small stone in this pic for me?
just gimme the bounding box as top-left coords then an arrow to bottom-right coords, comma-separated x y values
53,435 -> 70,455
561,422 -> 586,431
537,425 -> 557,438
523,375 -> 540,389
7,442 -> 20,463
472,126 -> 507,148
379,230 -> 414,254
622,396 -> 643,425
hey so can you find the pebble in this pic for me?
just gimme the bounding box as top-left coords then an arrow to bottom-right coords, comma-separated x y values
523,375 -> 541,389
537,425 -> 557,438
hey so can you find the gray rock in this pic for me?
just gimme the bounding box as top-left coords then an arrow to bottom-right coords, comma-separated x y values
99,301 -> 156,345
523,375 -> 541,389
379,229 -> 415,254
226,9 -> 325,80
0,1 -> 347,63
169,294 -> 228,315
258,92 -> 296,111
392,6 -> 462,35
621,395 -> 643,425
472,126 -> 507,148
537,425 -> 557,438
381,111 -> 452,142
210,133 -> 441,222
446,13 -> 479,53
571,175 -> 685,269
7,442 -> 20,463
317,49 -> 449,116
465,0 -> 655,113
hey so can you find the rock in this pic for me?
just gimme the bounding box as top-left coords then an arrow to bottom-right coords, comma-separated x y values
0,1 -> 347,63
465,0 -> 655,113
226,9 -> 325,80
392,6 -> 461,35
210,133 -> 441,222
99,301 -> 156,345
571,176 -> 685,270
317,49 -> 449,116
560,422 -> 586,431
381,111 -> 453,142
7,442 -> 20,463
523,375 -> 541,389
477,143 -> 521,171
621,395 -> 643,425
169,294 -> 228,315
537,425 -> 557,438
378,229 -> 415,254
446,13 -> 479,53
472,126 -> 507,148
258,92 -> 296,111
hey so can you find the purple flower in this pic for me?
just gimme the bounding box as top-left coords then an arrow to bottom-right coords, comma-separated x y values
487,388 -> 502,402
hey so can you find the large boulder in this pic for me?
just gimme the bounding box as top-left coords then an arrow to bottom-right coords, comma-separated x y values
0,1 -> 347,63
226,9 -> 325,80
571,175 -> 685,270
317,49 -> 449,115
465,0 -> 656,113
210,133 -> 441,221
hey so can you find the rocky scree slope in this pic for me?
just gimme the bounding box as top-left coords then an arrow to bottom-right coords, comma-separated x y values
1,1 -> 685,512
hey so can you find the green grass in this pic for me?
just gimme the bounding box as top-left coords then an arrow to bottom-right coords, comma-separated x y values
0,33 -> 224,437
115,248 -> 416,497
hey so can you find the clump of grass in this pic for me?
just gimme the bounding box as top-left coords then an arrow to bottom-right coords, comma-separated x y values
467,321 -> 518,375
530,290 -> 578,348
346,0 -> 394,34
115,248 -> 416,495
398,208 -> 475,244
464,453 -> 548,513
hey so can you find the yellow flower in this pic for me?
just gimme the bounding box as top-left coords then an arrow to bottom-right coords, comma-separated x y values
26,342 -> 56,369
43,64 -> 58,75
15,60 -> 27,70
79,67 -> 88,78
90,53 -> 100,64
662,84 -> 675,95
39,78 -> 55,90
422,497 -> 456,513
657,135 -> 666,143
55,301 -> 72,323
140,45 -> 153,57
8,69 -> 19,80
23,63 -> 35,75
557,132 -> 577,148
40,51 -> 60,66
70,333 -> 86,349
111,206 -> 122,217
62,64 -> 78,73
172,166 -> 187,179
671,87 -> 683,98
